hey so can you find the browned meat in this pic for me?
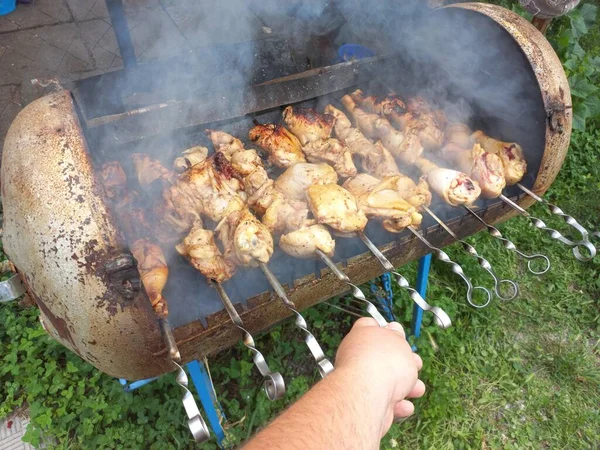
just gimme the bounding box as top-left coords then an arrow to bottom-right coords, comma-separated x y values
248,124 -> 306,168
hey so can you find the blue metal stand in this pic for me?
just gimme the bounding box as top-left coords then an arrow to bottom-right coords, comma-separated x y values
411,254 -> 432,342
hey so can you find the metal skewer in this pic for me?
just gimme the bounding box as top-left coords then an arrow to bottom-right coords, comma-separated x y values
157,318 -> 181,362
356,232 -> 452,327
499,195 -> 596,262
315,249 -> 388,327
517,183 -> 593,246
422,205 -> 518,301
463,205 -> 551,275
259,263 -> 334,378
390,227 -> 493,309
173,361 -> 211,443
214,282 -> 285,401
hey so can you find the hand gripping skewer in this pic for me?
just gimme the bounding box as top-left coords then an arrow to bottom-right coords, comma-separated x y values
315,249 -> 388,327
214,282 -> 285,401
517,183 -> 593,247
172,361 -> 211,443
356,231 -> 452,328
500,195 -> 597,262
422,205 -> 518,301
259,263 -> 334,377
390,227 -> 493,309
463,205 -> 551,275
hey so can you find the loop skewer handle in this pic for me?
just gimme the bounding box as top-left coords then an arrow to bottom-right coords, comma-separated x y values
173,361 -> 211,443
500,195 -> 597,262
214,283 -> 285,401
316,250 -> 388,327
259,263 -> 334,378
356,232 -> 452,327
421,206 -> 518,301
406,228 -> 493,309
463,205 -> 551,275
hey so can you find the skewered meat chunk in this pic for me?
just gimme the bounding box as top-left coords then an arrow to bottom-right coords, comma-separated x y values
440,143 -> 506,198
274,163 -> 338,202
283,106 -> 357,178
173,146 -> 209,172
343,174 -> 422,232
282,106 -> 335,145
216,208 -> 274,267
325,105 -> 400,178
131,239 -> 170,317
248,124 -> 306,168
279,224 -> 335,258
176,225 -> 236,282
471,131 -> 527,186
98,161 -> 127,199
132,153 -> 175,188
307,184 -> 368,235
444,123 -> 473,149
415,157 -> 481,206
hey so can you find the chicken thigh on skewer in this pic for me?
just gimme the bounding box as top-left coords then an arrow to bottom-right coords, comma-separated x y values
248,124 -> 306,168
471,130 -> 527,186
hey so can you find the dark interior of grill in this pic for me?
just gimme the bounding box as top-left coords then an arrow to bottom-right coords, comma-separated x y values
72,5 -> 547,329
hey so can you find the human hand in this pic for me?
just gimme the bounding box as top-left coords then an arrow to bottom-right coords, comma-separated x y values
334,317 -> 425,436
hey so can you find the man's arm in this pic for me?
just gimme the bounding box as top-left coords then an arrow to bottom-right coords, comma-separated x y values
243,318 -> 425,450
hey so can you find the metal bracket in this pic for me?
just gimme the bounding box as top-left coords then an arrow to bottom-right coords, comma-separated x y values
0,273 -> 26,302
104,253 -> 141,300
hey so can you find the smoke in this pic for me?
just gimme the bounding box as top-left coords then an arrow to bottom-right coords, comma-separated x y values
84,0 -> 547,328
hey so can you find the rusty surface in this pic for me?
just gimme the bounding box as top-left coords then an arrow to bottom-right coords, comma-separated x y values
446,3 -> 572,196
1,91 -> 172,380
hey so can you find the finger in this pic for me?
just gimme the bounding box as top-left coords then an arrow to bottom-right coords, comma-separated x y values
352,317 -> 379,329
413,353 -> 423,371
393,400 -> 415,419
386,321 -> 406,338
407,379 -> 426,399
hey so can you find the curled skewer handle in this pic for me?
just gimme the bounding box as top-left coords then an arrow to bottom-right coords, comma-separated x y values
517,183 -> 592,243
500,195 -> 597,262
463,205 -> 551,275
390,271 -> 452,329
422,205 -> 518,301
173,361 -> 211,443
316,249 -> 388,327
214,283 -> 285,401
355,233 -> 452,327
407,227 -> 493,309
259,263 -> 334,378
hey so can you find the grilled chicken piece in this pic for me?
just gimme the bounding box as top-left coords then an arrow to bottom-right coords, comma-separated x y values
444,123 -> 473,149
132,153 -> 175,188
248,124 -> 306,168
98,161 -> 127,199
471,131 -> 527,186
325,105 -> 400,178
279,224 -> 335,258
131,239 -> 170,317
176,225 -> 236,282
174,146 -> 209,172
216,208 -> 273,267
205,129 -> 245,158
441,143 -> 506,198
307,184 -> 368,235
302,138 -> 357,178
383,174 -> 432,210
282,106 -> 335,145
274,163 -> 338,202
342,94 -> 424,164
415,157 -> 481,206
343,174 -> 422,232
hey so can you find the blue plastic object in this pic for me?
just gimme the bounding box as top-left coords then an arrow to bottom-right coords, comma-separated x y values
338,44 -> 375,62
411,254 -> 432,343
0,0 -> 16,16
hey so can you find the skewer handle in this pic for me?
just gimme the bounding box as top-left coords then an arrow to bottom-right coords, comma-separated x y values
407,228 -> 493,309
500,195 -> 597,262
356,233 -> 452,326
422,206 -> 518,301
173,361 -> 211,443
463,205 -> 551,275
316,250 -> 388,327
214,283 -> 286,401
517,183 -> 593,245
158,318 -> 181,362
259,263 -> 334,378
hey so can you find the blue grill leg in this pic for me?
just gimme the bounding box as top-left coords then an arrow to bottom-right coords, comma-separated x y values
411,254 -> 432,344
187,360 -> 226,447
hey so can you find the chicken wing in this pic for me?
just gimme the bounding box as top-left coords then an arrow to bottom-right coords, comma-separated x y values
307,184 -> 368,235
274,162 -> 338,202
132,153 -> 175,188
471,131 -> 527,186
173,146 -> 209,172
131,238 -> 170,317
279,224 -> 335,258
248,124 -> 306,168
282,106 -> 335,145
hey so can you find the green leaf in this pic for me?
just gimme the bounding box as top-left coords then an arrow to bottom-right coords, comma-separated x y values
582,95 -> 600,118
570,42 -> 585,60
579,3 -> 597,27
570,76 -> 599,98
569,12 -> 588,39
572,103 -> 589,131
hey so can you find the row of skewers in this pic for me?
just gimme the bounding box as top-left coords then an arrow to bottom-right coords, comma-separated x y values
98,89 -> 598,442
